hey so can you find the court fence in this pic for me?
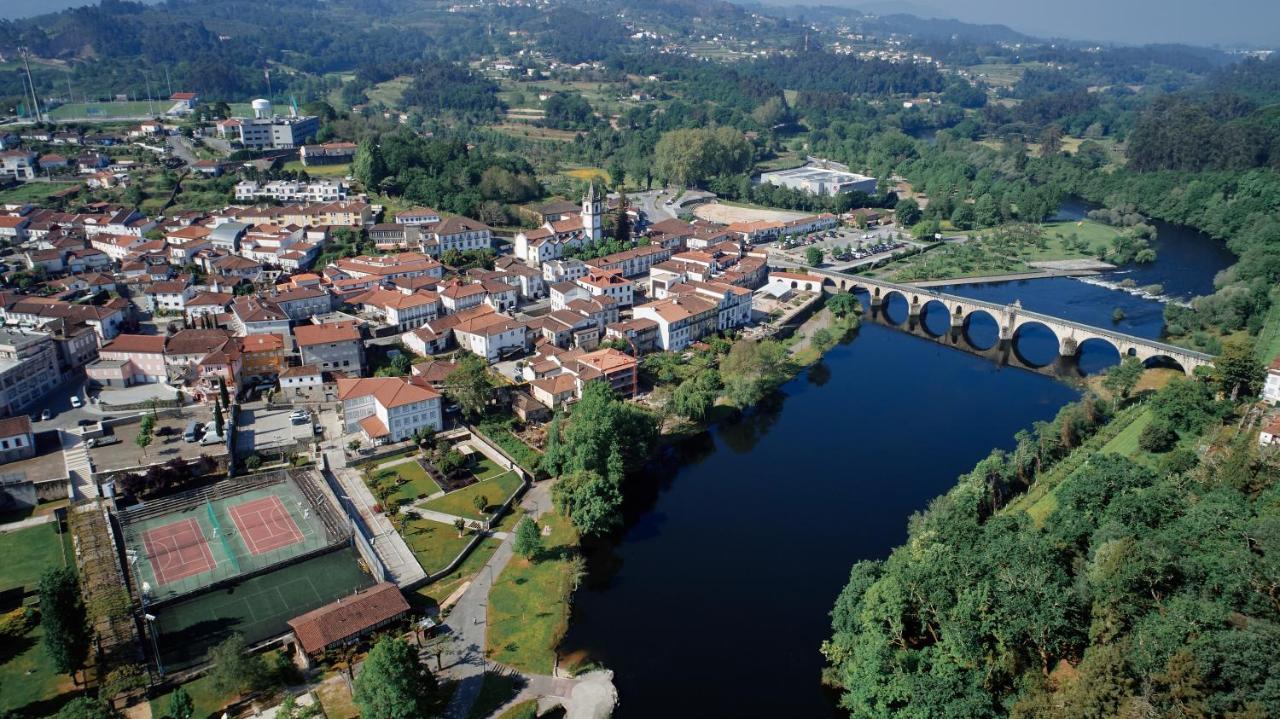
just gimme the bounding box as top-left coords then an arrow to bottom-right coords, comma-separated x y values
115,469 -> 351,608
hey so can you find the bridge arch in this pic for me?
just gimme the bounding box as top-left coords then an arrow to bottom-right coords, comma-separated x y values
878,290 -> 911,325
1142,355 -> 1188,374
918,299 -> 952,336
961,308 -> 1002,350
1009,319 -> 1060,368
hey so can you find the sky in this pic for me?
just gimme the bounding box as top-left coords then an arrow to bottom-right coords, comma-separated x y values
844,0 -> 1280,47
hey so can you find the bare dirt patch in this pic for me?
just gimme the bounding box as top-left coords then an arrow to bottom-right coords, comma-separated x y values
692,201 -> 808,224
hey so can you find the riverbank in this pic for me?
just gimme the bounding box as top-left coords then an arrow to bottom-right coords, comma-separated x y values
908,267 -> 1104,287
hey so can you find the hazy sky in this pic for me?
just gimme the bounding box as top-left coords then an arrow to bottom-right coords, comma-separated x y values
848,0 -> 1280,47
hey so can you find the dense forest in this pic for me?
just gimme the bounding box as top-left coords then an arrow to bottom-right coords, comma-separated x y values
825,373 -> 1279,718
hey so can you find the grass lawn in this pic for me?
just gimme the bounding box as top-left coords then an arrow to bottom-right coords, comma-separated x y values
0,522 -> 66,595
487,511 -> 580,675
401,517 -> 472,574
0,620 -> 74,716
413,536 -> 501,610
150,674 -> 236,719
1030,220 -> 1121,260
489,123 -> 578,142
421,464 -> 523,520
465,672 -> 523,719
1255,288 -> 1280,363
495,700 -> 538,719
283,160 -> 351,177
366,76 -> 413,108
1100,409 -> 1154,460
476,421 -> 542,475
0,182 -> 80,205
371,461 -> 443,506
560,166 -> 610,185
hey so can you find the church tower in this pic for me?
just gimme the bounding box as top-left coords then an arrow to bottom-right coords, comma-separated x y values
582,183 -> 603,242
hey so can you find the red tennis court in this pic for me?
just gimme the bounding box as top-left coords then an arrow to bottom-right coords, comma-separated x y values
142,518 -> 216,586
228,496 -> 305,556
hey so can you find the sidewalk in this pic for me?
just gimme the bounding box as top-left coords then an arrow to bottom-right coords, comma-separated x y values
323,448 -> 426,587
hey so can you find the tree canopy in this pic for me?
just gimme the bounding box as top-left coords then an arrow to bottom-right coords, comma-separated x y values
352,636 -> 440,719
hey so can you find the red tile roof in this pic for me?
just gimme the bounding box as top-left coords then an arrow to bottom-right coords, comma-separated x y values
286,582 -> 409,654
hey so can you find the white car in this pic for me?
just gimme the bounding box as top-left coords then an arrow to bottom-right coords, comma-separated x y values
70,396 -> 83,408
289,409 -> 310,423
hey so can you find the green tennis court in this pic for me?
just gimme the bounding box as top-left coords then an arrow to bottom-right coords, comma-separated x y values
152,548 -> 374,670
119,473 -> 346,604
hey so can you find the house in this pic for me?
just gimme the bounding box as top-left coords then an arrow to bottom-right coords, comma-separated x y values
549,281 -> 589,311
146,280 -> 195,314
295,320 -> 365,374
395,207 -> 442,226
542,258 -> 588,284
574,347 -> 639,398
279,364 -> 323,396
605,318 -> 660,354
334,253 -> 443,283
288,582 -> 409,658
0,151 -> 37,180
669,280 -> 753,331
410,359 -> 458,389
768,271 -> 825,294
633,295 -> 718,351
240,333 -> 287,380
453,312 -> 527,363
169,92 -> 199,112
430,216 -> 493,254
1260,414 -> 1280,448
229,296 -> 291,338
1264,358 -> 1280,405
350,288 -> 440,331
337,377 -> 443,443
575,269 -> 634,307
270,286 -> 334,321
0,416 -> 36,464
0,215 -> 30,243
587,244 -> 673,278
530,373 -> 577,410
88,334 -> 167,386
369,223 -> 421,251
185,291 -> 234,320
438,280 -> 489,315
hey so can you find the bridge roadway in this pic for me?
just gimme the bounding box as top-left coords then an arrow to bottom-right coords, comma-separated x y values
808,269 -> 1214,375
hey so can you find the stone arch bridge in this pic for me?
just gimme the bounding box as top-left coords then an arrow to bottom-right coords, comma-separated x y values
810,270 -> 1213,375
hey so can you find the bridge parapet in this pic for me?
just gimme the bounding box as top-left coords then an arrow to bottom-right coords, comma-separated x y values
810,268 -> 1215,375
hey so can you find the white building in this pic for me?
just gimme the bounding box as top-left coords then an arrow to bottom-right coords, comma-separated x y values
513,187 -> 604,266
337,377 -> 443,444
759,161 -> 876,197
235,180 -> 349,203
0,151 -> 37,180
217,109 -> 319,150
453,313 -> 527,363
1264,358 -> 1280,405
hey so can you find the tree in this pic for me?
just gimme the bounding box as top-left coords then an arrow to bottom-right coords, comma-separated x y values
552,469 -> 623,538
1212,338 -> 1265,401
827,292 -> 858,318
720,338 -> 792,409
453,517 -> 466,538
1139,420 -> 1178,453
513,517 -> 542,560
973,194 -> 1000,228
472,494 -> 489,515
352,135 -> 387,189
136,415 -> 154,457
894,198 -> 922,226
805,246 -> 824,267
614,192 -> 631,246
559,381 -> 658,477
1102,357 -> 1144,399
443,354 -> 497,420
213,397 -> 225,438
352,636 -> 439,719
670,369 -> 721,422
951,203 -> 976,230
540,412 -> 565,477
55,698 -> 116,719
167,687 -> 194,719
218,376 -> 230,407
38,567 -> 89,679
206,634 -> 267,697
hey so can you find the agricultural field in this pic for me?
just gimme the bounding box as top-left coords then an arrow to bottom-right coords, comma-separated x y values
0,182 -> 80,205
283,160 -> 352,177
559,166 -> 611,186
366,76 -> 413,108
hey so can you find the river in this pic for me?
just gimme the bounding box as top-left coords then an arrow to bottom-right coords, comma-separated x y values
558,207 -> 1233,718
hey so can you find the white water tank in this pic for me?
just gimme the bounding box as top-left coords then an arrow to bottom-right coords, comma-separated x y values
251,98 -> 272,119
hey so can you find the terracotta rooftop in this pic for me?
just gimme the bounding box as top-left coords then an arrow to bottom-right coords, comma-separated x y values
101,334 -> 166,354
286,582 -> 409,655
295,320 -> 361,346
337,376 -> 440,408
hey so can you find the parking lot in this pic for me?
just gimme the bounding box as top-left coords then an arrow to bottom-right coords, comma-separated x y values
88,410 -> 220,473
766,224 -> 925,270
235,405 -> 317,455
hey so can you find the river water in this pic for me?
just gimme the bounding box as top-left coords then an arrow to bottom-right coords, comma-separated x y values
558,207 -> 1232,718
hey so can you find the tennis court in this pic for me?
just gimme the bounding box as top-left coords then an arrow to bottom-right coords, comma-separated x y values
118,470 -> 349,605
152,548 -> 374,670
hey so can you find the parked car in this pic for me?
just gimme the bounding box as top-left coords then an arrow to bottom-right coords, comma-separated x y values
70,396 -> 82,408
40,409 -> 52,421
290,409 -> 310,423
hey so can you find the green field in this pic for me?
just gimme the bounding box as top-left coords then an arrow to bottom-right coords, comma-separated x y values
372,460 -> 444,507
283,160 -> 352,177
487,512 -> 579,674
421,461 -> 523,521
149,673 -> 235,719
0,523 -> 65,597
413,536 -> 500,610
402,517 -> 472,573
366,76 -> 413,108
0,182 -> 81,205
47,101 -> 160,120
0,523 -> 73,716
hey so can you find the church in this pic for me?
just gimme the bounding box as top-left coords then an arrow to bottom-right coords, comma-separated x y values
513,185 -> 604,267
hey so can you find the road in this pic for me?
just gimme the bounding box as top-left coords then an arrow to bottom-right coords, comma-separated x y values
166,135 -> 200,165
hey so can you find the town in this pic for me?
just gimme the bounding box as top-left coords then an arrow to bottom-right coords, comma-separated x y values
1,1 -> 1279,719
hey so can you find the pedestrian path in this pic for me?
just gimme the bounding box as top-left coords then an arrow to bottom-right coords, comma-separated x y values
61,430 -> 97,500
323,448 -> 426,587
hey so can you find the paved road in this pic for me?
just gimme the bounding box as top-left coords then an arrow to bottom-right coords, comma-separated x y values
438,481 -> 552,719
166,135 -> 199,165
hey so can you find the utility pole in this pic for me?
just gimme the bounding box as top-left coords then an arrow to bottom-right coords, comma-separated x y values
20,47 -> 42,122
144,73 -> 155,117
163,66 -> 172,97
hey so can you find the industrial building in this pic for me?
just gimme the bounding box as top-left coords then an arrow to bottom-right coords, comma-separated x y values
759,162 -> 877,197
216,99 -> 319,150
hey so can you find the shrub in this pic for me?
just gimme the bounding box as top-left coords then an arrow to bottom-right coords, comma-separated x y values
1138,421 -> 1178,453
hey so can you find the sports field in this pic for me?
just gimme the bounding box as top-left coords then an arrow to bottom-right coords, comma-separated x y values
152,548 -> 373,670
119,474 -> 344,604
47,101 -> 161,120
